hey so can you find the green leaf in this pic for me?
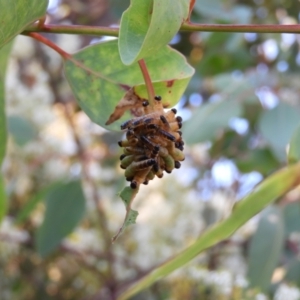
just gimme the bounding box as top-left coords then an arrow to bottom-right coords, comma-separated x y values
236,148 -> 280,176
120,187 -> 139,227
183,99 -> 242,144
7,115 -> 38,146
0,174 -> 6,224
0,42 -> 13,166
16,182 -> 62,224
0,0 -> 49,49
288,124 -> 300,164
194,0 -> 252,23
285,257 -> 300,285
283,202 -> 300,235
36,181 -> 86,257
118,162 -> 300,300
258,102 -> 300,161
119,0 -> 189,65
247,206 -> 284,292
64,40 -> 194,131
112,186 -> 139,242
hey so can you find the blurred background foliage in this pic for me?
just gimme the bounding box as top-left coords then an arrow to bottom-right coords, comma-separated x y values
1,0 -> 300,299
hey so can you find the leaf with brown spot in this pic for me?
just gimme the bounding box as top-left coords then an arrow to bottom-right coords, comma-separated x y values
64,40 -> 194,131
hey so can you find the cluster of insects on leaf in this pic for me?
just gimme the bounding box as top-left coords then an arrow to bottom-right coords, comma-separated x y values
117,95 -> 185,189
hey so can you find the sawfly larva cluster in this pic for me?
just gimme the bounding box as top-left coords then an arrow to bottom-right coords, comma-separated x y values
118,95 -> 185,189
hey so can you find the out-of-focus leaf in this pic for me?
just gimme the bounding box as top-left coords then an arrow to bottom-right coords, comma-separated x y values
0,175 -> 6,224
197,50 -> 253,76
36,181 -> 86,257
110,0 -> 130,19
119,0 -> 189,65
0,0 -> 48,49
285,257 -> 300,285
211,74 -> 257,101
183,99 -> 242,144
258,102 -> 300,161
283,201 -> 300,235
288,124 -> 300,164
64,40 -> 194,131
0,42 -> 13,166
7,115 -> 38,146
236,148 -> 280,175
247,206 -> 284,292
194,0 -> 252,23
16,182 -> 62,224
118,162 -> 300,300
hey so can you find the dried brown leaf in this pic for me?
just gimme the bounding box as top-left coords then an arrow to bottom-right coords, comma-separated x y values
105,88 -> 145,125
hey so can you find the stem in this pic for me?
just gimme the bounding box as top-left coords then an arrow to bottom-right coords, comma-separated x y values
138,59 -> 155,106
26,32 -> 71,59
23,24 -> 119,37
181,22 -> 300,34
23,23 -> 300,36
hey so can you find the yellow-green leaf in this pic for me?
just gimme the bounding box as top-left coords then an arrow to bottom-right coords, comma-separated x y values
64,40 -> 194,131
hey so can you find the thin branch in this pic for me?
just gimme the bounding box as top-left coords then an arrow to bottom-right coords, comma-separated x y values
22,23 -> 300,37
25,32 -> 71,59
23,24 -> 119,37
181,22 -> 300,33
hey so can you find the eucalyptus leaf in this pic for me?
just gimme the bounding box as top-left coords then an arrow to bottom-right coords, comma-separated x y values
259,102 -> 300,161
64,40 -> 194,131
283,202 -> 300,235
0,0 -> 48,49
288,124 -> 300,164
183,99 -> 242,144
36,181 -> 86,257
247,206 -> 284,292
119,0 -> 189,65
7,115 -> 38,146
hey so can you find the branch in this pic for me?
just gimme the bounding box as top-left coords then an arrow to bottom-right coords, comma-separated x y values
23,23 -> 300,37
181,22 -> 300,33
23,24 -> 119,36
25,32 -> 71,59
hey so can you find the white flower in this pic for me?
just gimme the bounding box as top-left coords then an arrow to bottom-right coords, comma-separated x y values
256,293 -> 269,300
274,283 -> 300,300
203,270 -> 233,295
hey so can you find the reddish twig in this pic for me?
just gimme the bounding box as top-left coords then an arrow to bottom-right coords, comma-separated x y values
26,32 -> 71,59
138,59 -> 155,106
